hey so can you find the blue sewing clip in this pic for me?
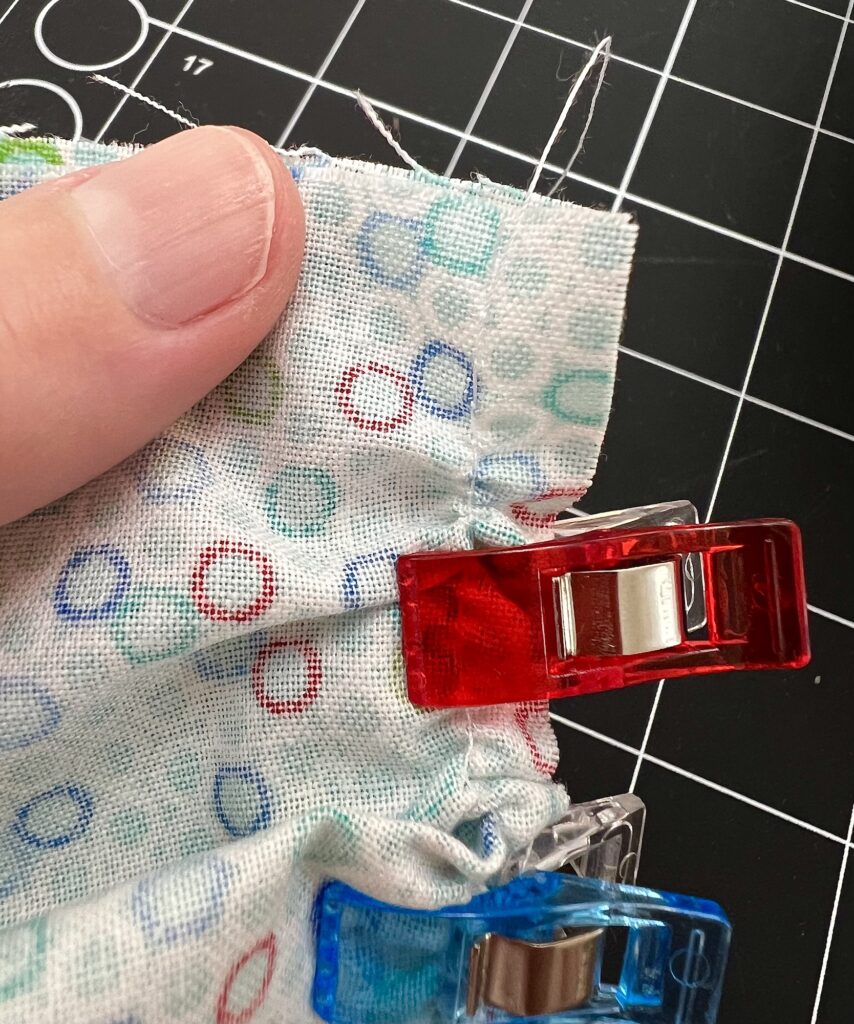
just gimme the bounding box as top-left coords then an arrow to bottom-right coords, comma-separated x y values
312,872 -> 731,1024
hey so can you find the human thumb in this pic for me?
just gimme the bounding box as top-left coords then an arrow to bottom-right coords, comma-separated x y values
0,126 -> 304,525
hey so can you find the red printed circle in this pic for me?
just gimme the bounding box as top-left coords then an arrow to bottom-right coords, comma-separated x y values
216,932 -> 277,1024
510,487 -> 586,529
191,540 -> 276,623
335,362 -> 414,432
251,639 -> 322,716
514,704 -> 557,777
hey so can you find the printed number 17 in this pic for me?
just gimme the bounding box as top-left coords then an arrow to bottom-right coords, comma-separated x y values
183,55 -> 214,75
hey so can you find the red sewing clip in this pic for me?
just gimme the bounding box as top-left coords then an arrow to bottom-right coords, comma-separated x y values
397,501 -> 809,708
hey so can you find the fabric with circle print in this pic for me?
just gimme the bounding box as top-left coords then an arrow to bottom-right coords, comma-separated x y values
0,137 -> 636,1023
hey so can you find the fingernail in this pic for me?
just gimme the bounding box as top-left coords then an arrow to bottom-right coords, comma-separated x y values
70,126 -> 278,327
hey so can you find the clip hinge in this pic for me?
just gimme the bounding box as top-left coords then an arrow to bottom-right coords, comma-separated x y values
467,928 -> 604,1017
556,559 -> 683,657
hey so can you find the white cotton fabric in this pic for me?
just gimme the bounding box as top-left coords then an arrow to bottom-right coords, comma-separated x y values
0,138 -> 636,1023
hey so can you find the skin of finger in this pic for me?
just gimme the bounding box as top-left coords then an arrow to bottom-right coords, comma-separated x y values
0,130 -> 304,525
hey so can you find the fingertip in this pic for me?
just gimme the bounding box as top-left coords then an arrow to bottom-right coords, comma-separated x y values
224,126 -> 306,312
0,127 -> 306,523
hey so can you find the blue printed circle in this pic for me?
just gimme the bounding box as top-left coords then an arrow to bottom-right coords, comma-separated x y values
132,855 -> 233,946
193,632 -> 266,684
265,466 -> 338,538
342,549 -> 397,610
411,340 -> 475,421
13,783 -> 94,849
473,453 -> 546,506
136,437 -> 212,505
213,765 -> 272,838
357,211 -> 425,290
0,827 -> 30,900
0,677 -> 61,750
54,545 -> 131,622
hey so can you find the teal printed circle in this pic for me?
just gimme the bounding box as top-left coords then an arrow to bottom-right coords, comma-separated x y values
431,283 -> 470,327
565,307 -> 619,351
310,180 -> 351,225
487,413 -> 536,442
105,742 -> 134,775
0,917 -> 46,1003
368,304 -> 409,345
507,258 -> 548,296
109,807 -> 149,848
489,341 -> 534,381
423,195 -> 500,276
112,586 -> 201,665
265,466 -> 338,538
542,368 -> 612,427
168,751 -> 201,792
579,222 -> 625,270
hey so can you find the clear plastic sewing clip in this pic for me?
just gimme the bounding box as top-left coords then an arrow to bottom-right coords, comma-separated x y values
502,793 -> 645,885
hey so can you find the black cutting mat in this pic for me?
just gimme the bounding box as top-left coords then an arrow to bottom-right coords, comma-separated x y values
1,1 -> 853,1020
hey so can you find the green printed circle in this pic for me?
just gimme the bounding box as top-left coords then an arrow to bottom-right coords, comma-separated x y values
160,959 -> 208,1019
223,353 -> 284,426
0,139 -> 62,165
265,466 -> 338,538
423,195 -> 500,276
542,368 -> 612,427
111,586 -> 201,665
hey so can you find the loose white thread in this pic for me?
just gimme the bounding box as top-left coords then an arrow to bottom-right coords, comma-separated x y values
354,91 -> 426,173
547,37 -> 611,197
90,75 -> 198,130
273,143 -> 326,159
527,36 -> 612,197
0,122 -> 36,136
